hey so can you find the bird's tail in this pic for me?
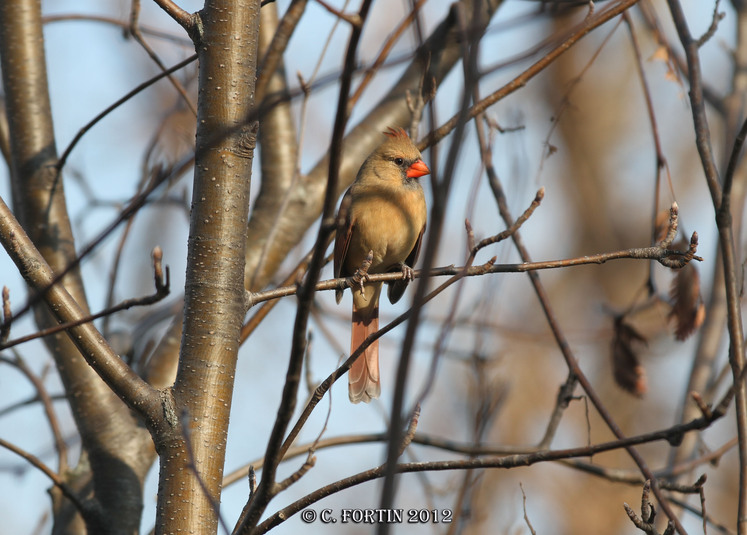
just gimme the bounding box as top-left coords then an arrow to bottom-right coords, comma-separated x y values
349,283 -> 382,403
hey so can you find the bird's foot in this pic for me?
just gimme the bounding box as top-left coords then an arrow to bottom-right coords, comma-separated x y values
349,250 -> 374,293
348,271 -> 369,293
399,262 -> 415,281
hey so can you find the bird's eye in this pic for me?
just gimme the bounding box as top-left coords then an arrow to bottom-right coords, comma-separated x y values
394,157 -> 404,166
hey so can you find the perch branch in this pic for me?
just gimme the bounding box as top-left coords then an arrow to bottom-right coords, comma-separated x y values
245,201 -> 699,306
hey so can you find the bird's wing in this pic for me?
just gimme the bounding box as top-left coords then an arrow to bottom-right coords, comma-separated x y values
334,190 -> 354,278
334,189 -> 355,303
387,222 -> 426,304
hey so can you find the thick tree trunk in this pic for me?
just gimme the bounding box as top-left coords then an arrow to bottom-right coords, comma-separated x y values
153,1 -> 260,533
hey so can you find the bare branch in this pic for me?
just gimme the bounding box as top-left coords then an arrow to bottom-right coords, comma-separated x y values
0,436 -> 91,523
520,483 -> 537,535
624,481 -> 676,535
57,54 -> 198,172
420,0 -> 641,151
127,0 -> 196,116
152,0 -> 196,35
0,247 -> 170,351
245,220 -> 700,306
666,1 -> 747,531
0,286 -> 9,344
0,352 -> 68,473
254,418 -> 718,534
235,2 -> 374,532
0,195 -> 161,416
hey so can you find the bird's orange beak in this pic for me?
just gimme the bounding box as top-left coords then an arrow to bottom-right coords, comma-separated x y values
406,159 -> 430,178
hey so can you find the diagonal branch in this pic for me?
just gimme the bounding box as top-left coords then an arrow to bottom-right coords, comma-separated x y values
235,2 -> 374,532
419,0 -> 641,151
0,247 -> 170,351
152,0 -> 196,36
254,412 -> 718,534
0,195 -> 161,418
243,0 -> 505,291
666,2 -> 747,534
0,437 -> 92,523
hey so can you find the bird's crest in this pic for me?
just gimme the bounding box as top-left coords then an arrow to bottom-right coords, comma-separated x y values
383,126 -> 409,140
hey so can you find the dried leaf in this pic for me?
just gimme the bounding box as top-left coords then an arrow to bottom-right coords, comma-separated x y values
669,263 -> 705,341
648,45 -> 670,63
611,318 -> 648,397
144,73 -> 198,182
146,106 -> 197,176
648,44 -> 684,88
664,67 -> 680,83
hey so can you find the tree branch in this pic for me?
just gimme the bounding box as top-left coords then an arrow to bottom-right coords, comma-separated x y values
152,0 -> 196,35
0,247 -> 169,351
666,2 -> 747,533
235,2 -> 373,531
244,202 -> 699,307
243,0 -> 505,291
0,195 -> 161,416
419,0 -> 641,151
254,413 -> 718,533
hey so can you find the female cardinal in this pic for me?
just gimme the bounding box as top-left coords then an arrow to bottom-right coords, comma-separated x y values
334,127 -> 429,403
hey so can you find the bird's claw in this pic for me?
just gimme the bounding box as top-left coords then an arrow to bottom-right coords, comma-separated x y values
348,270 -> 369,293
400,263 -> 414,281
347,250 -> 374,293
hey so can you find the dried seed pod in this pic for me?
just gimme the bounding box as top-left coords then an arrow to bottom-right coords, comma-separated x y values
611,317 -> 648,397
669,263 -> 705,341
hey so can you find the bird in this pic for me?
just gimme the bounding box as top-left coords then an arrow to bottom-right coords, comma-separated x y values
334,126 -> 429,403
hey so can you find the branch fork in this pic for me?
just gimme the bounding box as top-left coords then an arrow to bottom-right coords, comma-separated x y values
624,480 -> 675,535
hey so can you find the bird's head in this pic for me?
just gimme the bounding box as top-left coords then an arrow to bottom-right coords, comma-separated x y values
366,126 -> 430,182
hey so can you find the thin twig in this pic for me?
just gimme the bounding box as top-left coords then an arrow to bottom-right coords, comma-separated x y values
623,11 -> 673,294
128,0 -> 197,116
349,0 -> 428,107
0,352 -> 68,473
418,0 -> 642,152
0,247 -> 170,351
253,415 -> 718,534
0,286 -> 9,344
233,3 -> 373,532
315,0 -> 361,26
520,483 -> 537,535
152,0 -> 195,34
56,54 -> 198,172
666,2 -> 747,533
224,419 -> 733,490
0,436 -> 90,521
43,13 -> 193,45
244,202 -> 698,306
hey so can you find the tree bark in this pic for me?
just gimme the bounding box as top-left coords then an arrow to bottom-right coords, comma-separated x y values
154,1 -> 260,533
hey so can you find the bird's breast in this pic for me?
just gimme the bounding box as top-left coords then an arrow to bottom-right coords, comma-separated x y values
346,186 -> 426,274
